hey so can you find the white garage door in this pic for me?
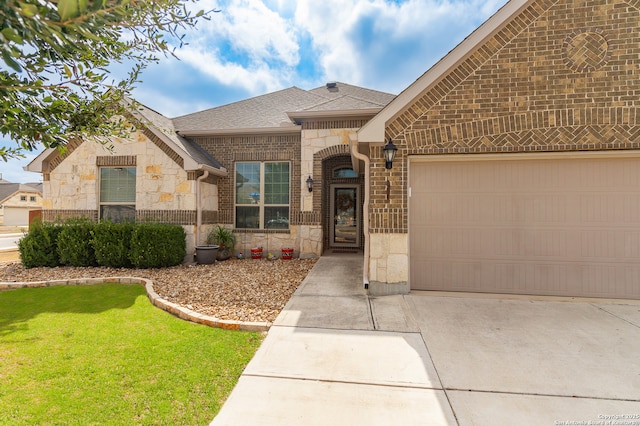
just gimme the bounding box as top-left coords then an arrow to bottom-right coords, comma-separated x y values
409,153 -> 640,299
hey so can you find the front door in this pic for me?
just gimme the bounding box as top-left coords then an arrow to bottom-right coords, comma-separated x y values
330,184 -> 360,248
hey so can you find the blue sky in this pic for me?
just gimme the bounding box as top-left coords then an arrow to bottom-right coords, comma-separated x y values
1,0 -> 508,183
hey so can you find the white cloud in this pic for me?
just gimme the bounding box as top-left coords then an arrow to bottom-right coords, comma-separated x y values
147,0 -> 508,101
293,0 -> 507,93
220,0 -> 299,66
168,0 -> 301,95
177,45 -> 292,94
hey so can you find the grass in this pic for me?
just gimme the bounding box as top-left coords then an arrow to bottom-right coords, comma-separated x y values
0,283 -> 263,425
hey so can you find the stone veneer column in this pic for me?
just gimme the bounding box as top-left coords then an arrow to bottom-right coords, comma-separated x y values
368,233 -> 409,296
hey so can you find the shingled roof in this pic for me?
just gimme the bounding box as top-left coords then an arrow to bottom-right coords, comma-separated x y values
173,82 -> 396,134
132,101 -> 223,170
0,182 -> 41,204
27,82 -> 395,174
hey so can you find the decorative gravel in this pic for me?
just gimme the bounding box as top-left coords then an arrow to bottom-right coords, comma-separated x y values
0,258 -> 317,323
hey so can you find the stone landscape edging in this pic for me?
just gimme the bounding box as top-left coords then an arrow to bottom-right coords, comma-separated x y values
0,277 -> 271,332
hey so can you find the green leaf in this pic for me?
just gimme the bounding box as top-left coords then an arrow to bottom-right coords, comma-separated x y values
2,28 -> 24,44
1,50 -> 22,72
17,2 -> 39,18
58,0 -> 88,20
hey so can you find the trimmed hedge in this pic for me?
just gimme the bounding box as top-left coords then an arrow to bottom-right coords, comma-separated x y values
18,219 -> 186,269
91,221 -> 134,268
18,219 -> 62,268
130,223 -> 186,268
57,218 -> 97,267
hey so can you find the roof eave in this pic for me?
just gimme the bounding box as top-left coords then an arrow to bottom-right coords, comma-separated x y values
24,148 -> 57,173
358,0 -> 531,143
287,108 -> 382,122
187,162 -> 228,177
177,125 -> 302,137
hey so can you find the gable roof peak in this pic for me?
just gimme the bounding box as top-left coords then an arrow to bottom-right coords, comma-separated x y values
358,0 -> 531,142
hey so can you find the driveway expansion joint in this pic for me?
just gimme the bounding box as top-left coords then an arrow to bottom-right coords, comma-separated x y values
445,388 -> 640,403
240,373 -> 442,391
591,303 -> 640,330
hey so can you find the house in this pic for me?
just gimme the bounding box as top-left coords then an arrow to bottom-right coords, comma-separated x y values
0,179 -> 43,226
26,0 -> 640,299
354,0 -> 640,299
26,83 -> 395,261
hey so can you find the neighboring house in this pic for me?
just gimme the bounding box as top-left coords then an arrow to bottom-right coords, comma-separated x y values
354,0 -> 640,299
26,83 -> 395,261
0,181 -> 43,226
25,0 -> 640,300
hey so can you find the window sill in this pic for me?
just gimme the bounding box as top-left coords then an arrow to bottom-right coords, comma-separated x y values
233,229 -> 291,234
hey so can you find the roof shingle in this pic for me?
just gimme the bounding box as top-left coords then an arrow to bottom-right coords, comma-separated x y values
173,82 -> 396,133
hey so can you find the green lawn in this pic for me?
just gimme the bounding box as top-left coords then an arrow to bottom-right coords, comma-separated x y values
0,284 -> 263,425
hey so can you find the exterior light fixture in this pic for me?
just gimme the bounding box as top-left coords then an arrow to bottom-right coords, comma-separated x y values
306,176 -> 314,192
383,138 -> 398,169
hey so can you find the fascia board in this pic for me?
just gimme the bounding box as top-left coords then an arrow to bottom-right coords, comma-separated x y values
286,108 -> 382,121
24,148 -> 57,173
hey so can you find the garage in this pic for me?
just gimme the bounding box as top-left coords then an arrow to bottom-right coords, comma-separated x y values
409,152 -> 640,299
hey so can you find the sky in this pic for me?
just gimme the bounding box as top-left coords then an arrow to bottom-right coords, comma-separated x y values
1,0 -> 508,183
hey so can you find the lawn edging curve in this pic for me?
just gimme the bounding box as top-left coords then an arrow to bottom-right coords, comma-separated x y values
0,277 -> 271,332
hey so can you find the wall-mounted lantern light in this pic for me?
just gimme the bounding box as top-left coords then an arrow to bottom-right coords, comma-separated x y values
383,138 -> 398,169
306,176 -> 314,192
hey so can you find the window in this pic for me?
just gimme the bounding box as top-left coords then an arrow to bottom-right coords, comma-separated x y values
99,167 -> 136,222
333,167 -> 358,178
20,195 -> 26,201
29,196 -> 36,202
235,162 -> 290,229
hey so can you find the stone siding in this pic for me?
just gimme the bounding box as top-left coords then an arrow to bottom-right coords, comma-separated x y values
44,131 -> 202,212
41,131 -> 218,258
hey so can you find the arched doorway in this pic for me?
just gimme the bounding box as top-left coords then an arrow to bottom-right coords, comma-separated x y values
321,155 -> 364,252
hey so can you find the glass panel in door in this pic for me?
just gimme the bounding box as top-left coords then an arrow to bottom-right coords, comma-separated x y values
333,187 -> 358,246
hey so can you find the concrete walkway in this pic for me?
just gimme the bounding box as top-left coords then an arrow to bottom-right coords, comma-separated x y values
211,253 -> 640,425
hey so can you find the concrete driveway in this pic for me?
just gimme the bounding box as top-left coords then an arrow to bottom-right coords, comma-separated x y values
407,293 -> 640,424
212,254 -> 640,425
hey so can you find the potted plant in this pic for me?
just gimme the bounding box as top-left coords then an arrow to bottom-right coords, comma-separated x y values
207,226 -> 237,261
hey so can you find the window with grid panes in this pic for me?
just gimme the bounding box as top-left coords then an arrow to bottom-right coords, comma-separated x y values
99,167 -> 136,222
235,161 -> 289,229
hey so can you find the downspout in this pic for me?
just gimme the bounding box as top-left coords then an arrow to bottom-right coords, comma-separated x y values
350,135 -> 370,289
195,170 -> 209,246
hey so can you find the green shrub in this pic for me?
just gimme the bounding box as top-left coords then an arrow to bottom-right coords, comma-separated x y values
18,220 -> 62,268
91,221 -> 134,268
129,223 -> 186,268
56,218 -> 98,267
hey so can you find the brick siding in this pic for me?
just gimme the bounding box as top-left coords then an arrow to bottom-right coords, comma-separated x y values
192,134 -> 301,227
371,0 -> 640,232
42,209 -> 217,225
